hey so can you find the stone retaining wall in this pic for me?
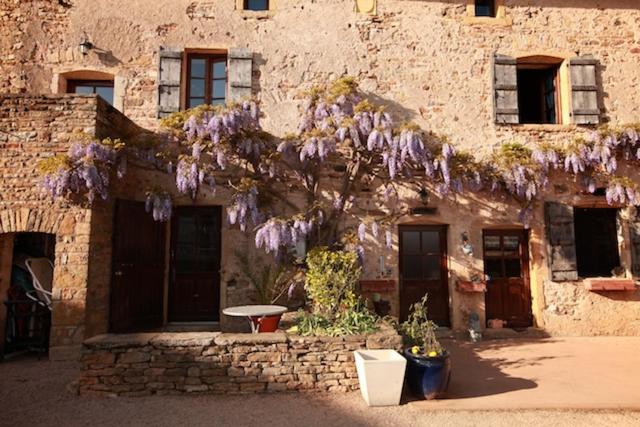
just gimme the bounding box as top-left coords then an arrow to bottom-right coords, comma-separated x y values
78,328 -> 403,397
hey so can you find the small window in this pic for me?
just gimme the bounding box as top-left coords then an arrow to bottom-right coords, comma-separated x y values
244,0 -> 269,11
186,54 -> 227,108
574,208 -> 621,278
482,231 -> 524,280
475,0 -> 496,17
517,62 -> 561,124
67,80 -> 114,105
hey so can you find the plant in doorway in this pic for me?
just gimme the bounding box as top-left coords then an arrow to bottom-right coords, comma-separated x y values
397,294 -> 452,400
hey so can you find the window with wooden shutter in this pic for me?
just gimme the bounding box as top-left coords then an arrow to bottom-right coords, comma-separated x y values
157,48 -> 182,118
228,48 -> 253,101
493,54 -> 519,124
570,56 -> 600,125
544,202 -> 578,281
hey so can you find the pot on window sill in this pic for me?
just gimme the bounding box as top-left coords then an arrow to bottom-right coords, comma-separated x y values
584,278 -> 637,292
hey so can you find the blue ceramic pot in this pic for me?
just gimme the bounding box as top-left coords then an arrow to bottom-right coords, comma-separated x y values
403,348 -> 451,400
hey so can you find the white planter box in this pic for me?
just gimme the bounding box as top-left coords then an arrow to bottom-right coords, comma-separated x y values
354,349 -> 407,407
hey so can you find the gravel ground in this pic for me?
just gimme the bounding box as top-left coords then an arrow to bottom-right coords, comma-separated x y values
0,356 -> 639,427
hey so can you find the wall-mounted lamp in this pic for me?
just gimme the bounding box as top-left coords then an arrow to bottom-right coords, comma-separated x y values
461,232 -> 474,256
418,186 -> 430,205
79,34 -> 93,56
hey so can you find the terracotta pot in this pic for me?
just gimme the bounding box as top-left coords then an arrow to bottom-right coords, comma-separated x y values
249,314 -> 282,332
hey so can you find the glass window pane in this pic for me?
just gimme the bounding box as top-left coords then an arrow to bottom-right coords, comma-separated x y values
212,61 -> 226,78
423,256 -> 441,280
190,79 -> 205,97
245,0 -> 268,10
95,86 -> 114,105
485,259 -> 503,279
403,256 -> 421,279
212,79 -> 226,100
212,98 -> 225,106
504,259 -> 522,278
484,235 -> 501,250
503,235 -> 520,251
190,58 -> 206,78
421,231 -> 439,254
402,232 -> 420,254
74,86 -> 94,94
189,98 -> 205,108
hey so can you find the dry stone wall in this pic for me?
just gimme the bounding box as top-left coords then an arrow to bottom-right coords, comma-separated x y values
78,327 -> 403,396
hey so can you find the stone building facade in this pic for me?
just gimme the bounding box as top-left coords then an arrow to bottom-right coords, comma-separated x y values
1,1 -> 640,359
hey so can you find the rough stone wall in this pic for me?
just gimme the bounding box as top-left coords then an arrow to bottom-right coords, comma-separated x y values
78,328 -> 402,396
2,1 -> 640,336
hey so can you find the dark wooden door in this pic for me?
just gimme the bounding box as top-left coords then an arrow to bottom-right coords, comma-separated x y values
483,229 -> 532,328
399,225 -> 450,326
110,200 -> 166,332
169,206 -> 222,322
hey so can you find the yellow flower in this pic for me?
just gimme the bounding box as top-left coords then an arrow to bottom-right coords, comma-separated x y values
428,351 -> 438,357
411,346 -> 420,355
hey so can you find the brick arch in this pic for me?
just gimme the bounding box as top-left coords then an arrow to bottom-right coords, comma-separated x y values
0,208 -> 71,235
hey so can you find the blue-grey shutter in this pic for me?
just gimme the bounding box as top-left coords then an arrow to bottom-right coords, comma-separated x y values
545,202 -> 579,281
228,48 -> 253,101
493,54 -> 519,124
157,48 -> 182,118
570,56 -> 600,125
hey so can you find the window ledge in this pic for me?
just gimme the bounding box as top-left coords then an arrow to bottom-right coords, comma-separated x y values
497,124 -> 580,132
584,278 -> 637,292
239,10 -> 274,19
463,16 -> 512,27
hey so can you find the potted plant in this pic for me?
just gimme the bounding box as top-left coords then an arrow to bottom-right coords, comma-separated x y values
398,294 -> 451,400
234,250 -> 299,332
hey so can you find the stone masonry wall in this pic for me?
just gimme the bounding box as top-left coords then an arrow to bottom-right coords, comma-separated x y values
0,94 -> 140,359
78,327 -> 403,396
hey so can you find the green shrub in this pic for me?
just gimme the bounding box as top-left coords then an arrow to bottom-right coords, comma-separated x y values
304,247 -> 361,316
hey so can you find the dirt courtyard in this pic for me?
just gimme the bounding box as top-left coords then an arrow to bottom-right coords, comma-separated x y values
1,337 -> 639,427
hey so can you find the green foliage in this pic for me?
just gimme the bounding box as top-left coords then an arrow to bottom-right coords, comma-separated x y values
37,154 -> 71,174
492,142 -> 536,168
293,301 -> 378,337
304,247 -> 361,316
234,249 -> 297,305
397,294 -> 443,355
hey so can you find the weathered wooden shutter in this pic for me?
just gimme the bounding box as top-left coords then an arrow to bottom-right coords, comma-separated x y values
570,56 -> 600,125
628,210 -> 640,277
157,48 -> 182,118
228,48 -> 253,101
493,54 -> 519,124
544,202 -> 579,281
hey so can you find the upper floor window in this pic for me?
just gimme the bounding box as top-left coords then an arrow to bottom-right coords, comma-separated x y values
475,0 -> 496,17
186,53 -> 227,108
67,79 -> 114,105
244,0 -> 269,11
517,59 -> 562,125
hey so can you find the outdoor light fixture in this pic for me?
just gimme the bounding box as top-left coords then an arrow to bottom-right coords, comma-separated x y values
79,34 -> 93,56
418,186 -> 430,205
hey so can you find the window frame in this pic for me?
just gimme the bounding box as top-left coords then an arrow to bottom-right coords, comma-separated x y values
474,0 -> 496,17
67,79 -> 115,105
244,0 -> 269,11
183,50 -> 228,110
573,207 -> 622,278
516,62 -> 562,125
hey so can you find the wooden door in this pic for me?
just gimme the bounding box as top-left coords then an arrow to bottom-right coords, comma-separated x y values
169,206 -> 222,322
483,229 -> 532,328
399,225 -> 450,326
110,200 -> 166,332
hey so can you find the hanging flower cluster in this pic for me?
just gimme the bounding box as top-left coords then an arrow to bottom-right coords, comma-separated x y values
145,190 -> 173,222
38,134 -> 125,203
